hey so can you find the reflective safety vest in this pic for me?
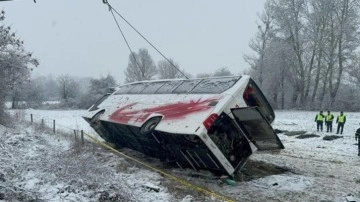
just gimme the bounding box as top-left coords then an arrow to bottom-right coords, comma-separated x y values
338,115 -> 345,123
316,114 -> 324,121
326,114 -> 333,121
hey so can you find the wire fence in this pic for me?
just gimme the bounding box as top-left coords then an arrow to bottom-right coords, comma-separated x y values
10,110 -> 90,146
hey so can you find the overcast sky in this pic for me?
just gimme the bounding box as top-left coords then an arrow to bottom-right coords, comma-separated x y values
1,0 -> 266,84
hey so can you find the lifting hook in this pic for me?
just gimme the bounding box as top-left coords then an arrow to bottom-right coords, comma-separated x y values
102,0 -> 111,11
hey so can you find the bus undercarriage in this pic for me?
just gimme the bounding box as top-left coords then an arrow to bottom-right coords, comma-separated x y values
84,112 -> 253,176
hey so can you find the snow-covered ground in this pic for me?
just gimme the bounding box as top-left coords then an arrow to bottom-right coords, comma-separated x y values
1,109 -> 360,201
236,111 -> 360,201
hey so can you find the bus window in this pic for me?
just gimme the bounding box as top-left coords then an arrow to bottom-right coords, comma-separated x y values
191,77 -> 240,94
114,84 -> 136,95
141,82 -> 166,94
243,86 -> 258,107
156,80 -> 183,93
243,80 -> 275,123
128,83 -> 148,93
89,93 -> 111,111
173,79 -> 202,93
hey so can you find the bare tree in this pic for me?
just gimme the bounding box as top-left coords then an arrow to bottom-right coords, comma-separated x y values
57,75 -> 79,103
88,74 -> 116,95
79,74 -> 117,109
327,0 -> 360,107
270,0 -> 310,107
247,0 -> 360,110
24,80 -> 45,108
349,55 -> 360,86
263,39 -> 292,109
158,59 -> 182,79
33,75 -> 59,101
245,2 -> 274,88
124,48 -> 157,83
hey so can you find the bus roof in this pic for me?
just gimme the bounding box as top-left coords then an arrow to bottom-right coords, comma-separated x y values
115,75 -> 246,95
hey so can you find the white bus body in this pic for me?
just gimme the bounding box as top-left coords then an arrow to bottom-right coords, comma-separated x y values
83,75 -> 284,176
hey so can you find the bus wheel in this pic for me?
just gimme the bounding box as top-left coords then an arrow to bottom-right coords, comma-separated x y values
140,116 -> 162,134
90,110 -> 105,126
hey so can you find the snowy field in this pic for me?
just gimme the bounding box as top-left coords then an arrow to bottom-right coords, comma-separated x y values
1,109 -> 360,201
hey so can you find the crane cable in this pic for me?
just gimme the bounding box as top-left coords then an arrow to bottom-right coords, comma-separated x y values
102,0 -> 189,79
108,6 -> 143,77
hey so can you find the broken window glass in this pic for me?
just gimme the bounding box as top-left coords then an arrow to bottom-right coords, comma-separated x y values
156,80 -> 183,93
191,77 -> 241,94
129,83 -> 148,93
141,82 -> 166,94
173,79 -> 202,93
114,84 -> 136,94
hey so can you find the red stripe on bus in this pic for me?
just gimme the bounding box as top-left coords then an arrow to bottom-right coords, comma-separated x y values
109,97 -> 220,124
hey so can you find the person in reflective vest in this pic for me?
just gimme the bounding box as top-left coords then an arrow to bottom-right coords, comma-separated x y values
325,111 -> 334,133
336,111 -> 346,134
314,111 -> 324,132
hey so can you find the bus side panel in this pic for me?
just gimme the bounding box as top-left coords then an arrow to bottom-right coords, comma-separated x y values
103,94 -> 223,134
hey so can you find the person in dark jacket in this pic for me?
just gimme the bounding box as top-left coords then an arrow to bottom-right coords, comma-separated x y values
356,124 -> 360,156
336,111 -> 346,134
325,111 -> 334,132
314,111 -> 324,132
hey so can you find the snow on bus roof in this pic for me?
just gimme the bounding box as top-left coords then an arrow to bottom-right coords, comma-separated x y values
114,75 -> 245,95
121,75 -> 246,86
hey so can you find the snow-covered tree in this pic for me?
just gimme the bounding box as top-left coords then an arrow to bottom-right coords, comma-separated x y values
349,55 -> 360,86
0,10 -> 38,124
57,74 -> 79,103
32,75 -> 59,101
196,73 -> 212,78
196,67 -> 233,78
213,67 -> 233,77
24,80 -> 45,108
79,74 -> 117,109
245,1 -> 274,88
158,59 -> 182,79
88,74 -> 116,95
247,0 -> 360,110
124,48 -> 157,83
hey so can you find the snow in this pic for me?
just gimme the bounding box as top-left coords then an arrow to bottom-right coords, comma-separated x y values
272,110 -> 359,166
22,109 -> 90,131
0,123 -> 178,201
1,109 -> 360,201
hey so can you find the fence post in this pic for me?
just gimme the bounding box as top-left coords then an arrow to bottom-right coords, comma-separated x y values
74,130 -> 77,142
81,130 -> 84,145
30,114 -> 33,124
53,120 -> 56,134
41,119 -> 44,129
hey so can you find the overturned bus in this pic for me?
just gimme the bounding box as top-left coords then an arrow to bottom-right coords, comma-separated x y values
83,75 -> 284,176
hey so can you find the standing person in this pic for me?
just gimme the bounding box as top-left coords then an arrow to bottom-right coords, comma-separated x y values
336,111 -> 346,134
356,124 -> 360,156
314,111 -> 324,132
325,111 -> 334,132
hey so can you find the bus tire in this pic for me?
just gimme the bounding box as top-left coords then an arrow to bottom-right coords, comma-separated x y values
140,116 -> 162,134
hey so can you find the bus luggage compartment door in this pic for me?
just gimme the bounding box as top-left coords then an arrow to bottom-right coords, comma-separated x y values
231,107 -> 284,150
